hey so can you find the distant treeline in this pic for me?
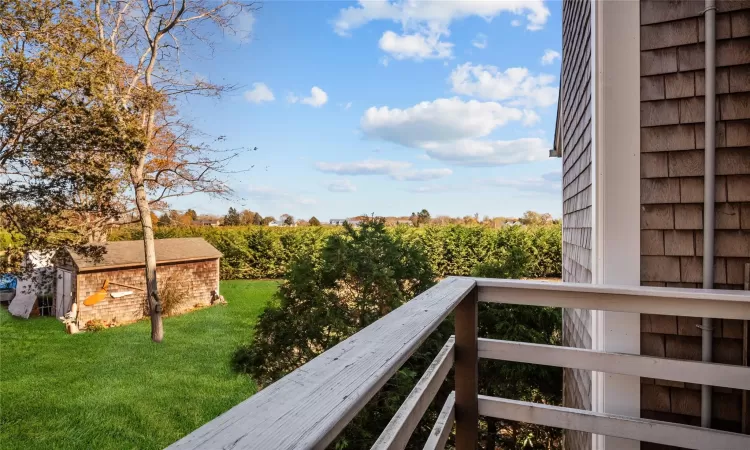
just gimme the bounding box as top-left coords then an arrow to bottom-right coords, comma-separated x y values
110,223 -> 562,280
146,208 -> 558,228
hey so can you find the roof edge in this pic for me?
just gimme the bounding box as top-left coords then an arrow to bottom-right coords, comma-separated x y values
75,255 -> 221,273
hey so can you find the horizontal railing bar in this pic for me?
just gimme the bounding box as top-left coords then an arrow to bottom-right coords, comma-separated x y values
422,392 -> 455,450
478,338 -> 750,390
474,278 -> 750,320
478,396 -> 750,450
168,277 -> 476,450
372,337 -> 455,450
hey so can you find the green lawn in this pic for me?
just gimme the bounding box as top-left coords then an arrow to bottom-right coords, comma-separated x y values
0,280 -> 277,450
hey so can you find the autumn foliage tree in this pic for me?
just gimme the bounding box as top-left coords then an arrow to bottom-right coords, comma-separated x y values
2,0 -> 259,341
91,0 -> 258,341
0,0 -> 141,273
261,216 -> 274,226
238,209 -> 257,225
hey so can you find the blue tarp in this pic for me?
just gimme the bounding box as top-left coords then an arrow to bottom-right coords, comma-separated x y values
0,274 -> 17,290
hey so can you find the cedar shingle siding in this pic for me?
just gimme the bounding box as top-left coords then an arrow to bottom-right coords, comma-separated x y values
76,259 -> 219,325
561,0 -> 593,449
639,0 -> 750,445
55,238 -> 221,327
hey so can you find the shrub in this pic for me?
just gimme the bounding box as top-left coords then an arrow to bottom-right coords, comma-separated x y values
232,219 -> 447,448
157,273 -> 189,316
232,219 -> 564,449
85,319 -> 107,332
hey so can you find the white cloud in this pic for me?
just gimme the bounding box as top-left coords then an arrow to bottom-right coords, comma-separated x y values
449,63 -> 558,108
301,86 -> 328,107
361,97 -> 524,147
511,19 -> 522,27
244,82 -> 274,104
408,184 -> 457,194
380,56 -> 390,67
360,97 -> 551,166
471,33 -> 487,49
420,138 -> 550,166
486,170 -> 561,193
315,159 -> 411,176
315,159 -> 452,181
523,109 -> 541,126
412,170 -> 561,194
286,87 -> 328,107
327,179 -> 357,193
342,101 -> 353,110
391,168 -> 453,181
379,30 -> 453,60
230,11 -> 255,43
247,186 -> 316,207
541,49 -> 561,65
332,1 -> 550,36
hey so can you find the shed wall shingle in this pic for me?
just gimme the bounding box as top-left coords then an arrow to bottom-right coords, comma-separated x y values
76,259 -> 219,326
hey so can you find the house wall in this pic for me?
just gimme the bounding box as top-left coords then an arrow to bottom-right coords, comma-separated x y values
76,259 -> 219,326
560,0 -> 593,449
639,0 -> 750,442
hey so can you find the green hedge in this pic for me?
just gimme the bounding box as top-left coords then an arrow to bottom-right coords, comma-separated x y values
109,224 -> 562,280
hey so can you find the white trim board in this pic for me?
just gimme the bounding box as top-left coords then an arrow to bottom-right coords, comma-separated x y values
590,1 -> 642,449
478,396 -> 750,450
477,339 -> 750,390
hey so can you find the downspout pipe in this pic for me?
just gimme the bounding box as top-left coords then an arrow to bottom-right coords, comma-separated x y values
701,0 -> 717,430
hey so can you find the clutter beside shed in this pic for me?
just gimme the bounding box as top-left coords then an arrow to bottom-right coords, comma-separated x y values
7,251 -> 54,319
52,238 -> 222,330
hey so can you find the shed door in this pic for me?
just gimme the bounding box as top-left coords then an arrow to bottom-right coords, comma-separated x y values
55,269 -> 72,317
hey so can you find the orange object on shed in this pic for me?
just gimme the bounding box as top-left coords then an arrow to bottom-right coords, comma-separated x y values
83,280 -> 109,306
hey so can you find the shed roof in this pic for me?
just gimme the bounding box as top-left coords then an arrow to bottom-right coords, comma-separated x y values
67,238 -> 222,272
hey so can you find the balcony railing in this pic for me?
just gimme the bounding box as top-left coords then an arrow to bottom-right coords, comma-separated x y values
168,277 -> 750,450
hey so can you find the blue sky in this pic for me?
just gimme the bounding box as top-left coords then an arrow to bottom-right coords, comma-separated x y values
172,0 -> 563,221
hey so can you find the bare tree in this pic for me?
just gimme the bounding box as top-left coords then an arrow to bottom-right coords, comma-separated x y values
93,0 -> 258,342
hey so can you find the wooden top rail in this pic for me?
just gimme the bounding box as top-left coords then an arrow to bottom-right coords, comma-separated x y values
169,277 -> 750,450
474,278 -> 750,320
168,277 -> 475,450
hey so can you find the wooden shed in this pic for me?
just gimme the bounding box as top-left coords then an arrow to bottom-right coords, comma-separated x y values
54,238 -> 222,327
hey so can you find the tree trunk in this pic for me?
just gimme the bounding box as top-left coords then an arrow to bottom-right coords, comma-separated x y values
137,48 -> 163,342
485,418 -> 497,450
131,166 -> 163,342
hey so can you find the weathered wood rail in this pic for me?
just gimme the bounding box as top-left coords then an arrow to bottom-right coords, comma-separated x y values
169,277 -> 750,450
